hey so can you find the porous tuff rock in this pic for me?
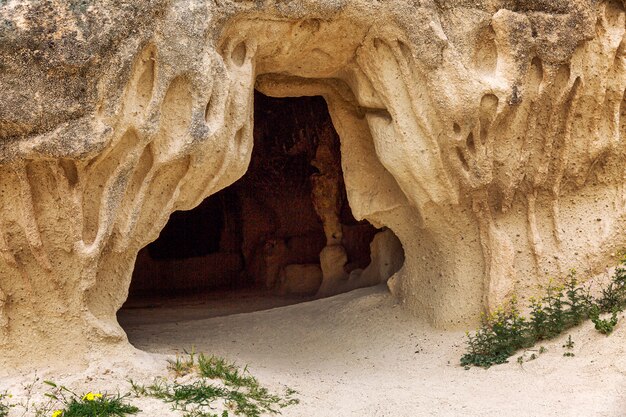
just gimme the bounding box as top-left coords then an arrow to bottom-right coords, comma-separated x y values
0,0 -> 624,369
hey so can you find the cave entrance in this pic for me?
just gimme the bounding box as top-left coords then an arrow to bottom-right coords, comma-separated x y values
119,91 -> 403,321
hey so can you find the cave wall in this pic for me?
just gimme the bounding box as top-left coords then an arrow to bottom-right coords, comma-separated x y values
0,0 -> 624,368
129,191 -> 245,295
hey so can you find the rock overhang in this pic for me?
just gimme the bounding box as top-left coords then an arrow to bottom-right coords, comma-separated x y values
0,0 -> 624,369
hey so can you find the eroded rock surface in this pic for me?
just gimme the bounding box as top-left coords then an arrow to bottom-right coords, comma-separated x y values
0,0 -> 624,368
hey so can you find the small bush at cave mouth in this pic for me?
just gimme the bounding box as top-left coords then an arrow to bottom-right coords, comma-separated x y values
461,259 -> 626,369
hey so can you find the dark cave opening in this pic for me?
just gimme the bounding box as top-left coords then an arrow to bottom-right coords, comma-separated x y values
122,91 -> 383,313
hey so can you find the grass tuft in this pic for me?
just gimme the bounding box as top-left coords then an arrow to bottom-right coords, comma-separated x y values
41,381 -> 139,417
59,395 -> 139,417
133,352 -> 299,417
168,347 -> 197,377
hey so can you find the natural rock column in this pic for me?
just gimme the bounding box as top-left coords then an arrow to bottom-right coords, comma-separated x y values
311,124 -> 344,247
309,122 -> 351,295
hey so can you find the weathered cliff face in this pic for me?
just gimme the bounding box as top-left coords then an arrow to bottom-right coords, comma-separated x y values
0,0 -> 624,368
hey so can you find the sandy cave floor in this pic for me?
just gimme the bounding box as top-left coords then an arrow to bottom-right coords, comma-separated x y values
4,286 -> 626,417
118,288 -> 317,327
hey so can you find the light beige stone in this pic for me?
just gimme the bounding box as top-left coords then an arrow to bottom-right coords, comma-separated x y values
317,245 -> 350,296
319,229 -> 406,297
277,264 -> 323,296
0,0 -> 624,369
363,229 -> 405,289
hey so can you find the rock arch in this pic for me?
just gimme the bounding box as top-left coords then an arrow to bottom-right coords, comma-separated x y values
0,0 -> 624,369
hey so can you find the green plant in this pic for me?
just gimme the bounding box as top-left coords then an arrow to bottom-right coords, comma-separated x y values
461,298 -> 532,368
0,392 -> 11,417
598,262 -> 626,311
527,277 -> 585,341
563,335 -> 574,350
168,347 -> 197,377
132,353 -> 299,417
563,270 -> 593,325
42,381 -> 139,417
590,305 -> 619,335
542,283 -> 566,336
562,334 -> 575,356
461,258 -> 626,368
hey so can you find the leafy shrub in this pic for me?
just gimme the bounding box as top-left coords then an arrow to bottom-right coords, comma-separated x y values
563,273 -> 593,325
462,262 -> 626,369
598,263 -> 626,311
590,305 -> 619,335
461,298 -> 531,368
0,392 -> 11,417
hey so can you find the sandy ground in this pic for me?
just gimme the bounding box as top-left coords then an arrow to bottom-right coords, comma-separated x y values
3,285 -> 626,416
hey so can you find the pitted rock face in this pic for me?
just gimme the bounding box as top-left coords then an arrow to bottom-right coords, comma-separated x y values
0,0 -> 607,144
0,0 -> 624,369
0,0 -> 168,142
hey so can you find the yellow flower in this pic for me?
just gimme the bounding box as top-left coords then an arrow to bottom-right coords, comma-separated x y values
52,410 -> 63,417
82,392 -> 103,401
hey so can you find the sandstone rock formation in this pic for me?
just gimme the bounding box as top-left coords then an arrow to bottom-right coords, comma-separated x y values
0,0 -> 624,368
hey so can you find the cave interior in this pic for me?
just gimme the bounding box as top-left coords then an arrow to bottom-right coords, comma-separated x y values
124,91 -> 382,309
